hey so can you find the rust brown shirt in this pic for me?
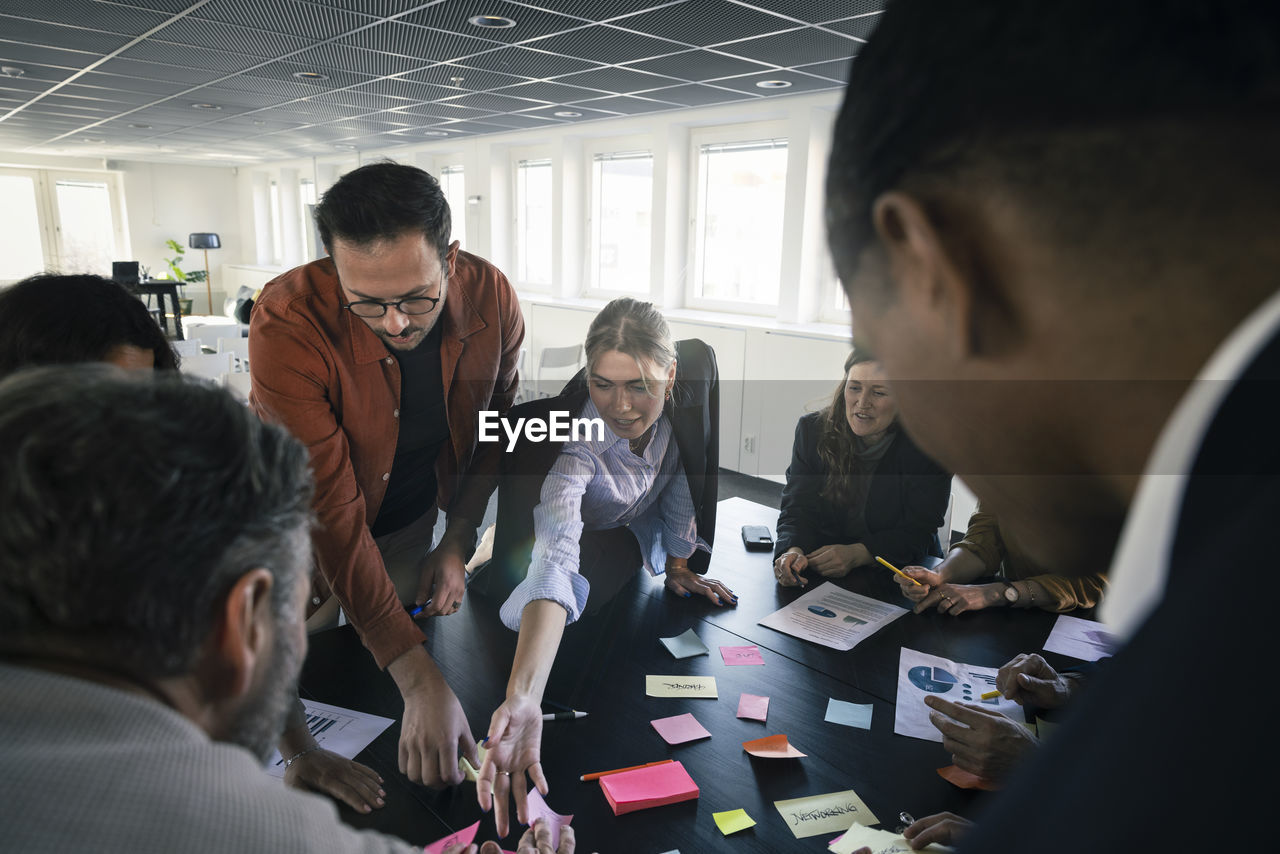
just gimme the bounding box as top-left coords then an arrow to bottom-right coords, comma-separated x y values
249,249 -> 524,668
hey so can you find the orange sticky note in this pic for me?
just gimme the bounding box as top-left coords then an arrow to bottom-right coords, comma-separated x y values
742,734 -> 806,759
937,764 -> 1001,791
598,759 -> 699,815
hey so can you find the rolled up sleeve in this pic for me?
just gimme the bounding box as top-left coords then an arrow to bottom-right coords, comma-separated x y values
499,448 -> 594,630
658,470 -> 701,563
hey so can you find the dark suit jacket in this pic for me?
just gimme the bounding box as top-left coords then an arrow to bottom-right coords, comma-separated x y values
480,339 -> 719,603
774,411 -> 951,565
958,324 -> 1280,851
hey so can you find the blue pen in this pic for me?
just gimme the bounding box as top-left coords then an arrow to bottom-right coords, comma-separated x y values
406,599 -> 433,618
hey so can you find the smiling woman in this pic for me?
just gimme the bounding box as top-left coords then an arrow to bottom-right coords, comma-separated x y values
469,297 -> 732,838
772,350 -> 952,588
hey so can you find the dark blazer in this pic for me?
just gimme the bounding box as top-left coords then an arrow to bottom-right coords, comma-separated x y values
480,339 -> 719,602
774,411 -> 951,565
957,324 -> 1280,851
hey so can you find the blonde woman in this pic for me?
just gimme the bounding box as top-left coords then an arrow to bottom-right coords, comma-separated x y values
475,297 -> 733,835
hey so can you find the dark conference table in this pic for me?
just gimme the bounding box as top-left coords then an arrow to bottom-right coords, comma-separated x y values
299,498 -> 1091,852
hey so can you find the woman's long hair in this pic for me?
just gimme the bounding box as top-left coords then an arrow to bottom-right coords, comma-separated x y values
815,350 -> 897,504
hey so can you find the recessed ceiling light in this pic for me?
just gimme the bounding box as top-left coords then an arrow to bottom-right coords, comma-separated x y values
755,79 -> 792,89
449,76 -> 465,85
422,130 -> 449,137
190,103 -> 222,110
292,71 -> 329,81
252,120 -> 265,126
468,14 -> 515,28
128,123 -> 152,129
553,110 -> 581,117
333,144 -> 356,150
1,65 -> 25,78
79,137 -> 105,144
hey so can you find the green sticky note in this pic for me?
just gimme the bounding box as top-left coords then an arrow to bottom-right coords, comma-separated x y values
713,808 -> 756,835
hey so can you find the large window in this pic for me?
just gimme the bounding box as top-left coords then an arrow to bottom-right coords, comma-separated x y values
300,178 -> 318,260
0,167 -> 126,283
0,171 -> 49,282
515,157 -> 552,288
588,150 -> 652,296
438,164 -> 467,250
691,137 -> 788,311
269,180 -> 284,265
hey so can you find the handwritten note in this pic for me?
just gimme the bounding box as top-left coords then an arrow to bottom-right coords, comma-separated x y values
773,790 -> 879,839
737,693 -> 769,722
650,712 -> 712,745
660,627 -> 710,659
719,644 -> 765,665
524,788 -> 573,850
713,808 -> 757,835
423,820 -> 480,854
742,734 -> 806,759
828,820 -> 955,854
646,674 -> 718,698
825,698 -> 873,730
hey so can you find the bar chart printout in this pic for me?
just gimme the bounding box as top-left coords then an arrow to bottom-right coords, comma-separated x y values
265,699 -> 395,778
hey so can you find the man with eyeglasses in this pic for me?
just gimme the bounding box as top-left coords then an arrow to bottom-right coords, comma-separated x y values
249,161 -> 523,790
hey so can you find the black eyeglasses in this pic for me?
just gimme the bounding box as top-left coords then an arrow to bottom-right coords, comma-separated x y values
344,293 -> 441,318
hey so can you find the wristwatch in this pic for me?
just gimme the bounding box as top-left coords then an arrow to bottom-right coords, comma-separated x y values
1000,579 -> 1020,604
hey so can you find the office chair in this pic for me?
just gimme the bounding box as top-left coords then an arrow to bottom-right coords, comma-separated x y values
536,344 -> 584,398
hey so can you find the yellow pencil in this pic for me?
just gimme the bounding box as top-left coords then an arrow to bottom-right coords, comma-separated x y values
876,555 -> 923,586
980,690 -> 1001,700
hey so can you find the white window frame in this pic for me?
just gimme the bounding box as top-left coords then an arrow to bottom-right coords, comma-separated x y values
687,121 -> 789,317
0,166 -> 130,284
433,158 -> 467,251
583,134 -> 655,300
818,256 -> 852,324
511,145 -> 554,293
268,179 -> 284,267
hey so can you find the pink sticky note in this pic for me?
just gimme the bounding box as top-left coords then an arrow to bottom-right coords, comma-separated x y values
524,788 -> 574,851
737,693 -> 769,722
598,759 -> 700,815
423,820 -> 480,854
720,644 -> 765,665
650,712 -> 712,745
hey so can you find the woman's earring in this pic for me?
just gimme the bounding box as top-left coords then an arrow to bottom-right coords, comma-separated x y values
665,388 -> 672,400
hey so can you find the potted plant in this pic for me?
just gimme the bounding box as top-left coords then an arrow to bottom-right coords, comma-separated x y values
162,238 -> 206,315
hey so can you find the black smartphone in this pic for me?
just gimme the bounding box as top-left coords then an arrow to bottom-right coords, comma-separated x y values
741,524 -> 774,551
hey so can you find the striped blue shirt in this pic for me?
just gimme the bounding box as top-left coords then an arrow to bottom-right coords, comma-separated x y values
499,396 -> 705,630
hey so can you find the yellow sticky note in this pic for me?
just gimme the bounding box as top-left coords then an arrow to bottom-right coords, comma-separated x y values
645,674 -> 718,698
773,789 -> 879,839
459,742 -> 489,783
713,808 -> 756,836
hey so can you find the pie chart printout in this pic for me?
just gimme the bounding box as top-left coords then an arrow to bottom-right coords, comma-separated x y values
907,665 -> 958,694
895,648 -> 1027,742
